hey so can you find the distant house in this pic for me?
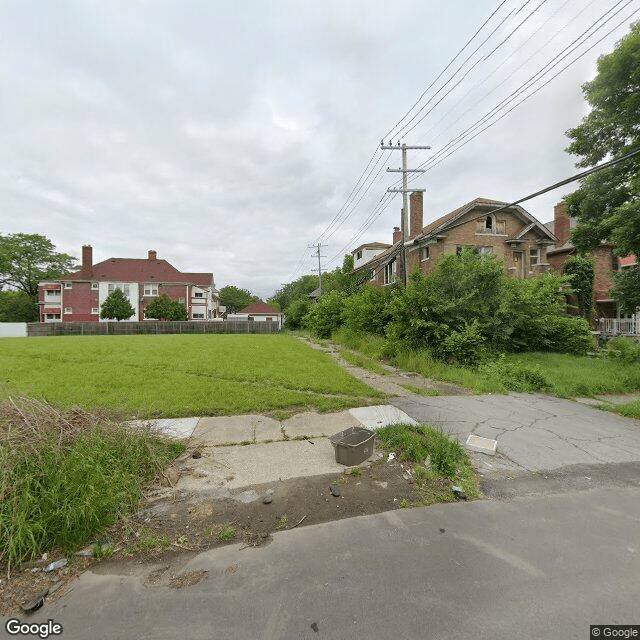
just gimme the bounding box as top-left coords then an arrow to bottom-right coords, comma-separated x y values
354,192 -> 556,286
227,300 -> 283,329
38,245 -> 221,322
308,287 -> 324,304
545,201 -> 638,327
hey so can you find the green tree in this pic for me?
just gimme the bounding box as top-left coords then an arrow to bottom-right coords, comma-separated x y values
565,22 -> 640,257
144,294 -> 187,321
100,288 -> 135,321
0,233 -> 76,299
0,290 -> 39,322
303,290 -> 345,338
219,286 -> 257,313
284,297 -> 311,330
563,256 -> 594,317
614,267 -> 640,316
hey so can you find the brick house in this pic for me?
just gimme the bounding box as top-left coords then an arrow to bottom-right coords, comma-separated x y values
354,192 -> 556,285
545,201 -> 638,320
38,245 -> 221,322
226,300 -> 283,329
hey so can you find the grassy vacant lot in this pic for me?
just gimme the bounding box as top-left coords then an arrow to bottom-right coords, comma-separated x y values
0,334 -> 383,418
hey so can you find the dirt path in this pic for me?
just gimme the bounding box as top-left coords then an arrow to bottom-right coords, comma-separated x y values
297,335 -> 469,397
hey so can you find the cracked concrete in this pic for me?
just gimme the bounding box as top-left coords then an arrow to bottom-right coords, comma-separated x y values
392,392 -> 640,475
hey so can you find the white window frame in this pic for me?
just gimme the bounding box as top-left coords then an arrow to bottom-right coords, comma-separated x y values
144,283 -> 158,296
64,307 -> 72,314
420,246 -> 429,261
383,260 -> 396,285
45,289 -> 60,298
530,248 -> 540,266
193,292 -> 203,298
91,282 -> 99,290
64,282 -> 72,289
91,308 -> 99,314
478,246 -> 493,256
192,312 -> 205,319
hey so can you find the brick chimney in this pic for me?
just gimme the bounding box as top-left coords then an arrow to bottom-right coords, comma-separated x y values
393,226 -> 401,244
409,191 -> 424,238
554,202 -> 570,246
148,250 -> 157,260
81,245 -> 93,278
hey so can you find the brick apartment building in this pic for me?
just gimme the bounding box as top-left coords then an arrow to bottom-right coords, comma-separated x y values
38,245 -> 221,322
354,192 -> 556,285
545,201 -> 638,319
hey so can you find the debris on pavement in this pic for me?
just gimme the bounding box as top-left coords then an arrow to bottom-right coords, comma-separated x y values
20,590 -> 48,614
329,485 -> 341,497
43,559 -> 67,573
263,489 -> 274,504
452,486 -> 468,500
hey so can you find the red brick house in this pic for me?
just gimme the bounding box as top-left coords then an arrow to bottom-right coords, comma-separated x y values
545,201 -> 638,321
354,193 -> 556,285
38,245 -> 221,322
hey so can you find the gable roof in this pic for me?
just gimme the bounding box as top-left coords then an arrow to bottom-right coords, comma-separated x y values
61,257 -> 213,286
352,242 -> 392,254
414,197 -> 556,243
239,300 -> 282,315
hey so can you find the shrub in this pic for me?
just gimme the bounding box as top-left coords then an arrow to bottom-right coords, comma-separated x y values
542,315 -> 594,355
607,336 -> 640,363
303,290 -> 345,338
478,355 -> 551,392
284,297 -> 310,330
433,322 -> 486,366
342,285 -> 394,335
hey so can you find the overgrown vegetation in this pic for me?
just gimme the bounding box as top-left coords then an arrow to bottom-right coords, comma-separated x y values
0,396 -> 184,573
563,256 -> 594,317
376,423 -> 479,501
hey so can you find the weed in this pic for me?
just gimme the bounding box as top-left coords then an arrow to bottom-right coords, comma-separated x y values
399,499 -> 409,508
239,440 -> 253,446
0,396 -> 183,572
339,349 -> 388,375
138,532 -> 170,550
399,384 -> 440,397
349,467 -> 363,477
276,514 -> 289,530
176,535 -> 189,545
217,524 -> 236,541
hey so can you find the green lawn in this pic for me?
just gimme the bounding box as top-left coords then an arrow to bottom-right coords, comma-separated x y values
0,334 -> 384,418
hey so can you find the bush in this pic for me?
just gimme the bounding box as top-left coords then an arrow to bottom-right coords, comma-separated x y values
342,285 -> 394,335
303,290 -> 345,338
607,336 -> 640,363
478,355 -> 551,392
433,322 -> 486,366
542,315 -> 594,355
284,297 -> 310,330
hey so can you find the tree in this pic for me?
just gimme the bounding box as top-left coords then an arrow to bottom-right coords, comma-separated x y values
144,294 -> 188,321
100,288 -> 135,322
563,256 -> 594,317
614,267 -> 640,316
564,21 -> 640,257
0,290 -> 39,322
219,286 -> 257,313
0,233 -> 76,299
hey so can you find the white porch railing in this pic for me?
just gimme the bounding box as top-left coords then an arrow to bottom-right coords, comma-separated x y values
598,316 -> 640,335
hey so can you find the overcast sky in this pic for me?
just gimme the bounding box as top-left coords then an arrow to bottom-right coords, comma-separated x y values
1,0 -> 638,299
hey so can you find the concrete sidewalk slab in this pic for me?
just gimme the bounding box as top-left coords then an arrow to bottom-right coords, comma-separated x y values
191,415 -> 281,445
178,438 -> 345,491
128,417 -> 199,439
282,411 -> 360,439
349,405 -> 417,429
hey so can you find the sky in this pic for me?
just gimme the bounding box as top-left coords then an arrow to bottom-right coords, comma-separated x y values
1,0 -> 638,299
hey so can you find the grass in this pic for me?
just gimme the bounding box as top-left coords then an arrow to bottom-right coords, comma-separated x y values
376,423 -> 480,502
0,396 -> 184,573
0,334 -> 383,418
399,383 -> 440,397
276,514 -> 289,530
216,523 -> 236,541
339,349 -> 388,375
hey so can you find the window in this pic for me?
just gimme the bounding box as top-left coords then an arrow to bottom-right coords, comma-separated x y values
64,282 -> 72,289
123,284 -> 130,296
179,297 -> 185,304
194,292 -> 203,298
383,260 -> 396,285
485,215 -> 493,231
45,290 -> 60,298
91,308 -> 99,314
192,313 -> 205,319
108,283 -> 115,295
477,246 -> 493,256
420,246 -> 429,261
144,284 -> 158,296
356,250 -> 362,260
91,283 -> 99,290
456,245 -> 463,255
64,307 -> 72,314
45,313 -> 61,321
530,248 -> 540,265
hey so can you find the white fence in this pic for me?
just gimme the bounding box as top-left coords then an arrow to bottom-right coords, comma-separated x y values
598,316 -> 640,336
0,323 -> 28,337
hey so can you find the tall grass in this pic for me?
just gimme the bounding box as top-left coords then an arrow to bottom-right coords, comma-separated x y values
0,396 -> 184,573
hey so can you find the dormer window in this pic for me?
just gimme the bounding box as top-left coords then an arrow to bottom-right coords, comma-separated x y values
485,216 -> 493,231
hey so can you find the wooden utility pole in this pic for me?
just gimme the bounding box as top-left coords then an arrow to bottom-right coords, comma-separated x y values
309,243 -> 327,291
381,141 -> 429,285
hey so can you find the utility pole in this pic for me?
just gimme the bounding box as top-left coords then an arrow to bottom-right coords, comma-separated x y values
381,140 -> 430,286
309,243 -> 327,291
